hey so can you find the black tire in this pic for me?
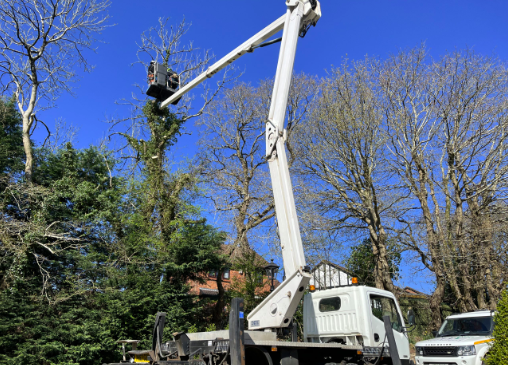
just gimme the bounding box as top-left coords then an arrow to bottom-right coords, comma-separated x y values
245,346 -> 273,365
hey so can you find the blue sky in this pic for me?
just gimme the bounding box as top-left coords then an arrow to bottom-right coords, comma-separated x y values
31,0 -> 508,292
36,0 -> 508,150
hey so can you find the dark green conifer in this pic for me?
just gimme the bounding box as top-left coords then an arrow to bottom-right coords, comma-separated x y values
486,288 -> 508,364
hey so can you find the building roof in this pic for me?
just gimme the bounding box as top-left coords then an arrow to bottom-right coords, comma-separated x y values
394,286 -> 430,298
220,244 -> 269,267
402,286 -> 426,295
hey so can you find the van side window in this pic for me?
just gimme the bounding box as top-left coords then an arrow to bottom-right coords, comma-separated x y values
319,297 -> 341,312
370,295 -> 403,332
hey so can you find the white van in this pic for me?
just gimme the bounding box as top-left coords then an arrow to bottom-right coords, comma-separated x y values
415,310 -> 494,365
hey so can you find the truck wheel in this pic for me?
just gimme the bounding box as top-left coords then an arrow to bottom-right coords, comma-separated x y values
245,347 -> 272,365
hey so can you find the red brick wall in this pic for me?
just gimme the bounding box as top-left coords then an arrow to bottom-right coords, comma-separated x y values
188,270 -> 275,296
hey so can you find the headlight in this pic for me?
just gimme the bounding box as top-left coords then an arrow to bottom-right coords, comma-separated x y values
415,346 -> 424,356
457,345 -> 476,356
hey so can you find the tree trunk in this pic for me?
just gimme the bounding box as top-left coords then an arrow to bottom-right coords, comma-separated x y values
22,115 -> 33,182
368,227 -> 395,293
430,274 -> 446,330
213,268 -> 226,327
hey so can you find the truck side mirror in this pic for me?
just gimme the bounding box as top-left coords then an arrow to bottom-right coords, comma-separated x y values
407,309 -> 416,326
432,330 -> 438,337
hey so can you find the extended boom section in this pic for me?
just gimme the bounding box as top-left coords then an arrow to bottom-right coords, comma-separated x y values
247,0 -> 315,330
159,0 -> 321,331
159,16 -> 286,108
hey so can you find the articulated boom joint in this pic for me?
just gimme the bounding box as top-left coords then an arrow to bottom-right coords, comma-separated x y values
266,120 -> 285,161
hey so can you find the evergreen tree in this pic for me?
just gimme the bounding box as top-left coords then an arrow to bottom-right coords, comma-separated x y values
0,143 -> 125,364
345,238 -> 401,287
0,140 -> 226,364
486,288 -> 508,364
0,96 -> 24,176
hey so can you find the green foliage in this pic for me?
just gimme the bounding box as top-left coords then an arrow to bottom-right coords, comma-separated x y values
0,272 -> 203,365
397,296 -> 445,345
0,134 -> 226,364
0,288 -> 110,365
205,323 -> 217,332
0,72 -> 227,364
0,96 -> 24,177
486,288 -> 508,365
229,249 -> 269,320
119,101 -> 188,238
345,238 -> 401,287
166,221 -> 227,283
1,143 -> 122,299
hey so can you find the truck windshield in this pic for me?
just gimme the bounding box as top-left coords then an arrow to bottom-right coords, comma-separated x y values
438,316 -> 493,337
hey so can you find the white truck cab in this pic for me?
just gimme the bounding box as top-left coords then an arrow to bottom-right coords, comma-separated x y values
303,285 -> 412,364
415,310 -> 494,365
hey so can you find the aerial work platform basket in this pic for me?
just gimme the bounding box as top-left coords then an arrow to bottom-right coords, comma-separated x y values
146,61 -> 181,104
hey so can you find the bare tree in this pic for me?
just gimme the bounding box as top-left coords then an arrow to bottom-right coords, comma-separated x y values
46,118 -> 79,152
379,48 -> 449,328
0,0 -> 111,181
197,74 -> 317,326
197,74 -> 317,252
381,47 -> 508,327
197,83 -> 274,251
294,60 -> 406,293
133,18 -> 236,123
433,51 -> 508,310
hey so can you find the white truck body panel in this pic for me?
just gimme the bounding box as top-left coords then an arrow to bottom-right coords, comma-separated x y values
304,285 -> 411,361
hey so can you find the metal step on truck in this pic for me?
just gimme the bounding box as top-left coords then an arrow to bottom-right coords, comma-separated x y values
105,1 -> 415,364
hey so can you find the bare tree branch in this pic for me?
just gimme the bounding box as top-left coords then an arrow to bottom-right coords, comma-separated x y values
0,0 -> 111,180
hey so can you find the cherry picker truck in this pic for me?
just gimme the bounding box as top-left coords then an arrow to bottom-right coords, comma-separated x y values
107,1 -> 415,364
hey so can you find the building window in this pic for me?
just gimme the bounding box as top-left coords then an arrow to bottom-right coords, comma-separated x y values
256,271 -> 264,284
223,269 -> 230,280
208,271 -> 217,278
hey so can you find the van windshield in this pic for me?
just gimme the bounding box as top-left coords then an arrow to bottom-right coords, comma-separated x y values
438,316 -> 493,337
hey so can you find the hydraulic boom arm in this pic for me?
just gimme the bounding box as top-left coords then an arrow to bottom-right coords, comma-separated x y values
160,0 -> 321,330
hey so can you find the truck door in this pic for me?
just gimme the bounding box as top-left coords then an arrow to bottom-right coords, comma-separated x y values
368,293 -> 410,361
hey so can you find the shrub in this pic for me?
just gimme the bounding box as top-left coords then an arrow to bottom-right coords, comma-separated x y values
485,288 -> 508,365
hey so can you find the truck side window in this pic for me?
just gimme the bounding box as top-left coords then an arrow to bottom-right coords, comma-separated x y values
370,295 -> 403,332
319,297 -> 341,312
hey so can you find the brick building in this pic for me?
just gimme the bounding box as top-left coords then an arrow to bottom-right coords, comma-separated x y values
188,245 -> 279,298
